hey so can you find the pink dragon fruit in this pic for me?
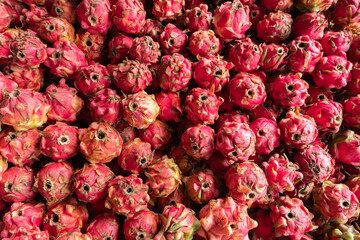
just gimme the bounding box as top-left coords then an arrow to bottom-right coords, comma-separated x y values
54,231 -> 92,240
313,55 -> 353,89
185,4 -> 212,32
0,156 -> 8,175
249,3 -> 266,27
189,30 -> 221,58
75,30 -> 106,63
139,19 -> 163,41
3,64 -> 44,91
323,223 -> 360,240
257,11 -> 293,43
105,174 -> 150,216
248,99 -> 281,121
38,17 -> 75,43
296,0 -> 334,12
138,119 -> 172,150
321,31 -> 352,56
213,0 -> 251,42
145,155 -> 181,198
170,144 -> 198,175
107,35 -> 133,64
124,209 -> 162,240
34,161 -> 74,206
229,72 -> 266,110
330,130 -> 360,166
271,74 -> 309,109
74,163 -> 114,203
348,63 -> 360,94
313,181 -> 360,224
115,120 -> 138,143
251,209 -> 275,240
130,36 -> 161,64
0,166 -> 36,202
76,0 -> 112,35
0,89 -> 49,131
294,145 -> 335,184
45,79 -> 84,122
0,127 -> 39,166
20,4 -> 50,32
293,12 -> 328,40
183,169 -> 220,204
215,110 -> 249,131
208,151 -> 234,176
89,88 -> 121,125
270,196 -> 314,239
152,0 -> 183,21
228,38 -> 262,72
159,53 -> 192,92
259,43 -> 288,72
157,187 -> 191,211
343,95 -> 360,129
118,138 -> 153,174
346,176 -> 360,200
109,60 -> 152,94
348,35 -> 360,62
155,91 -> 183,122
0,33 -> 11,66
333,0 -> 360,28
2,0 -> 25,26
262,0 -> 294,11
306,86 -> 333,105
185,0 -> 203,9
197,197 -> 258,240
45,40 -> 88,79
87,213 -> 119,240
51,0 -> 77,24
112,0 -> 145,34
305,100 -> 343,133
79,122 -> 123,163
159,23 -> 187,55
249,117 -> 280,155
121,91 -> 160,129
288,35 -> 323,73
0,3 -> 10,32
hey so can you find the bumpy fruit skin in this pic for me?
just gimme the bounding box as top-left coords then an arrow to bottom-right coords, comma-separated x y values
54,231 -> 92,240
197,197 -> 258,240
257,11 -> 293,43
121,91 -> 160,129
75,62 -> 111,97
251,209 -> 275,240
296,0 -> 334,12
34,161 -> 74,206
271,74 -> 309,109
248,99 -> 280,121
159,23 -> 187,55
152,0 -> 184,21
38,17 -> 75,43
159,53 -> 192,92
259,43 -> 288,72
189,30 -> 220,58
45,40 -> 88,79
10,36 -> 47,68
0,166 -> 36,202
0,127 -> 39,166
183,169 -> 220,204
105,174 -> 150,216
293,12 -> 328,40
215,110 -> 249,131
0,156 -> 8,175
229,72 -> 266,110
343,95 -> 360,129
185,4 -> 212,32
107,35 -> 133,64
0,33 -> 11,66
155,91 -> 183,122
130,36 -> 161,64
87,213 -> 119,240
305,100 -> 343,133
262,0 -> 293,11
74,163 -> 114,203
157,187 -> 191,211
76,0 -> 112,35
138,120 -> 172,150
124,209 -> 162,240
249,117 -> 280,154
139,19 -> 163,41
306,86 -> 333,105
313,55 -> 353,89
51,0 -> 77,24
112,0 -> 145,34
79,122 -> 123,163
228,38 -> 262,72
0,73 -> 17,102
348,35 -> 360,62
20,4 -> 50,32
170,144 -> 197,176
270,196 -> 313,239
313,181 -> 360,224
145,155 -> 181,198
0,3 -> 10,32
3,64 -> 44,91
321,31 -> 351,56
0,89 -> 49,131
249,3 -> 266,27
89,88 -> 121,125
330,130 -> 360,166
115,120 -> 138,143
75,30 -> 106,63
346,176 -> 360,200
348,63 -> 360,94
213,0 -> 251,42
45,79 -> 84,122
333,0 -> 360,28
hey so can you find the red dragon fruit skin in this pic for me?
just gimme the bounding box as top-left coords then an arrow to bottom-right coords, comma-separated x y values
105,174 -> 150,216
161,24 -> 188,57
20,4 -> 50,32
130,36 -> 161,65
138,119 -> 172,150
296,0 -> 334,12
249,117 -> 280,155
89,88 -> 121,125
124,209 -> 162,240
87,213 -> 119,240
76,0 -> 112,35
215,110 -> 249,131
75,30 -> 106,63
249,3 -> 266,27
213,0 -> 251,42
348,35 -> 360,62
3,64 -> 44,91
343,95 -> 360,129
107,35 -> 133,64
54,231 -> 92,240
251,209 -> 276,240
38,17 -> 75,43
346,176 -> 360,201
270,196 -> 314,239
152,0 -> 183,21
306,86 -> 334,105
189,30 -> 221,58
170,144 -> 198,175
293,12 -> 328,41
139,19 -> 163,41
262,0 -> 293,12
228,38 -> 262,72
247,99 -> 281,121
155,91 -> 183,122
51,0 -> 77,24
185,4 -> 212,32
114,120 -> 138,143
321,31 -> 352,56
330,130 -> 360,166
259,43 -> 288,72
0,156 -> 8,176
0,166 -> 36,203
198,197 -> 258,240
112,0 -> 145,35
333,0 -> 360,28
257,11 -> 293,43
74,163 -> 114,203
0,2 -> 11,32
157,187 -> 191,211
0,33 -> 11,66
348,63 -> 360,94
313,181 -> 360,224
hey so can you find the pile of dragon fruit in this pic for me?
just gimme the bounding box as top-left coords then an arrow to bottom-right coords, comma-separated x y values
0,0 -> 360,239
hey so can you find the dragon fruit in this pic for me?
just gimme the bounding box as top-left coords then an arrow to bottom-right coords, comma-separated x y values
249,117 -> 280,155
249,3 -> 266,27
333,0 -> 360,28
323,223 -> 360,240
293,12 -> 328,40
54,231 -> 92,240
20,4 -> 50,32
183,169 -> 220,204
257,11 -> 293,43
157,187 -> 191,211
348,63 -> 360,94
215,110 -> 249,131
0,33 -> 10,66
2,0 -> 24,26
270,196 -> 313,239
159,23 -> 187,55
0,127 -> 39,166
313,181 -> 360,224
321,31 -> 352,56
305,100 -> 343,133
152,0 -> 183,21
229,72 -> 266,110
34,161 -> 74,206
213,0 -> 251,42
75,30 -> 106,63
313,55 -> 353,89
330,130 -> 360,166
3,64 -> 44,91
79,122 -> 123,163
288,35 -> 323,73
296,0 -> 334,12
155,91 -> 183,122
105,174 -> 150,216
139,19 -> 163,41
259,43 -> 288,72
306,86 -> 333,105
145,155 -> 181,198
138,119 -> 172,150
45,40 -> 88,79
0,166 -> 36,202
228,38 -> 262,72
45,79 -> 84,122
74,163 -> 114,203
251,209 -> 275,240
248,99 -> 281,121
89,88 -> 121,125
262,0 -> 293,11
185,4 -> 212,32
121,91 -> 159,129
170,144 -> 198,175
118,138 -> 153,174
346,176 -> 360,200
115,120 -> 138,143
107,35 -> 133,64
51,0 -> 77,24
189,30 -> 221,58
348,35 -> 360,62
112,0 -> 145,34
38,17 -> 75,43
87,213 -> 119,240
0,3 -> 10,32
343,95 -> 360,129
197,197 -> 258,240
0,89 -> 49,131
130,36 -> 161,64
124,209 -> 162,240
76,0 -> 112,35
0,156 -> 8,175
185,0 -> 203,9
